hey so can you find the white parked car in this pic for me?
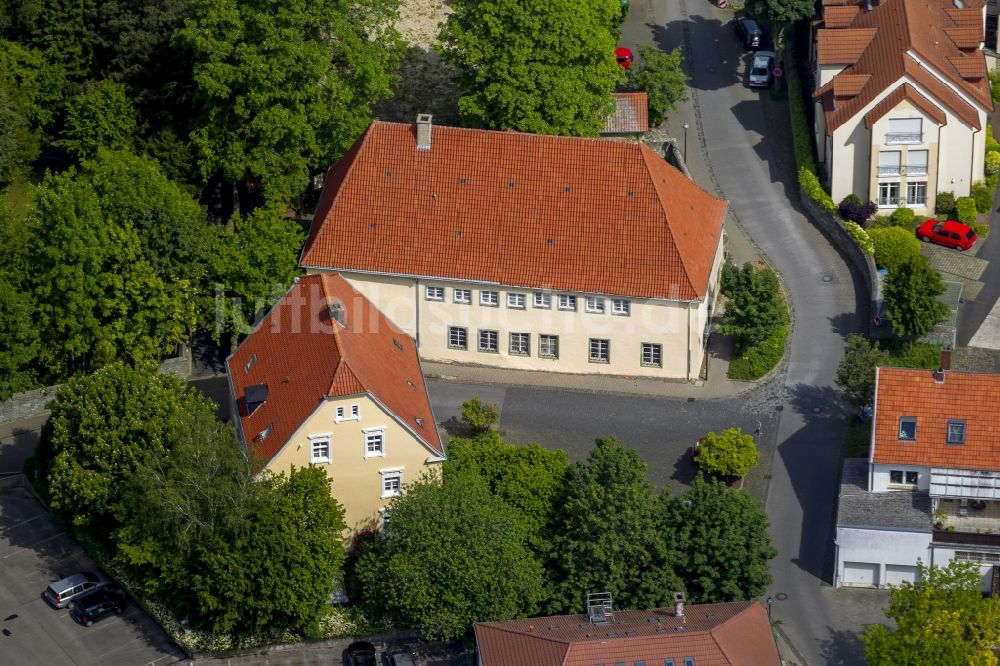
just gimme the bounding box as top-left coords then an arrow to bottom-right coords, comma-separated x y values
749,50 -> 776,88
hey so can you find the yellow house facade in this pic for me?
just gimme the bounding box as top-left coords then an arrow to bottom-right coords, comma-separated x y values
226,273 -> 445,534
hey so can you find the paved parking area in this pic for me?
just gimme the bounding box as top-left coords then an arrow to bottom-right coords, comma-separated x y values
920,242 -> 988,301
0,482 -> 184,665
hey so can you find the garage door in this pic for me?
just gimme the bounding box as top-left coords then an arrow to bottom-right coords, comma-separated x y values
885,565 -> 919,587
842,562 -> 880,587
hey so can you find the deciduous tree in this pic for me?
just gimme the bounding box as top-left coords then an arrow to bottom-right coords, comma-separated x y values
719,262 -> 787,350
695,427 -> 758,478
545,436 -> 683,614
835,334 -> 889,408
630,44 -> 687,126
62,80 -> 136,160
440,0 -> 621,136
884,256 -> 950,338
355,469 -> 545,640
0,275 -> 39,398
460,395 -> 500,434
661,476 -> 775,603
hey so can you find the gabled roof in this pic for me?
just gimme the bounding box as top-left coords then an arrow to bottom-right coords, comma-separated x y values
816,0 -> 992,135
301,121 -> 727,302
863,83 -> 947,128
825,5 -> 860,28
603,92 -> 649,134
474,602 -> 780,666
871,367 -> 1000,471
226,273 -> 444,463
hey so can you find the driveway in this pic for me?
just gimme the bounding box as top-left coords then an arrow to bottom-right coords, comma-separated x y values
0,482 -> 184,665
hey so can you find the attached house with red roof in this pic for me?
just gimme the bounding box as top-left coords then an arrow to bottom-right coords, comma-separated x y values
473,597 -> 780,666
812,0 -> 993,215
301,115 -> 727,380
835,357 -> 1000,591
226,273 -> 445,533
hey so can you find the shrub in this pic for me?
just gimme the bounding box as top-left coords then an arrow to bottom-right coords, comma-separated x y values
970,220 -> 990,239
990,71 -> 1000,104
871,214 -> 893,228
839,197 -> 878,225
845,221 -> 874,256
935,191 -> 957,217
972,181 -> 994,214
728,325 -> 788,381
695,427 -> 759,478
868,226 -> 922,271
890,207 -> 915,227
799,166 -> 836,212
986,125 -> 1000,154
840,194 -> 862,206
956,196 -> 977,225
986,151 -> 1000,178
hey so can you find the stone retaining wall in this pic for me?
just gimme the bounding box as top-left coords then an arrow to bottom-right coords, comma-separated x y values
0,386 -> 58,423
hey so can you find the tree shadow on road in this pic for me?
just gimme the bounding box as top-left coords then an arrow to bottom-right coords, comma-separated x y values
819,626 -> 870,666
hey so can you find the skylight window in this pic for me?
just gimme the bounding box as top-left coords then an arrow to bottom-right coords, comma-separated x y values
898,417 -> 917,441
947,420 -> 966,445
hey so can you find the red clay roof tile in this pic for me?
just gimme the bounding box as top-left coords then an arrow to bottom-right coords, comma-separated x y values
604,92 -> 649,134
301,121 -> 727,302
825,5 -> 860,28
872,367 -> 1000,470
863,83 -> 947,128
833,73 -> 873,97
816,28 -> 878,64
226,274 -> 444,463
949,54 -> 987,80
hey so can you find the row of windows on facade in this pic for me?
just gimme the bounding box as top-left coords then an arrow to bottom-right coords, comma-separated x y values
309,435 -> 403,497
425,286 -> 632,315
875,181 -> 928,207
896,417 -> 965,444
446,327 -> 663,366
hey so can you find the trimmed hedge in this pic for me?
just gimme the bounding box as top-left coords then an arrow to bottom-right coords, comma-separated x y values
956,196 -> 977,226
845,221 -> 874,255
890,207 -> 915,227
972,181 -> 994,214
799,166 -> 836,212
869,226 -> 922,271
728,325 -> 788,381
986,151 -> 1000,178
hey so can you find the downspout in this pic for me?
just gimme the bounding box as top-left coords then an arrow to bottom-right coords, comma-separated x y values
687,301 -> 695,380
414,278 -> 421,347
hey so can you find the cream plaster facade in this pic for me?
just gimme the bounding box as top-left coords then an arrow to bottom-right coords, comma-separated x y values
306,236 -> 724,381
263,394 -> 444,533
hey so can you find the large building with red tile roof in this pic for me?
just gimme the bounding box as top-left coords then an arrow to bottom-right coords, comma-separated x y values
226,273 -> 445,533
473,600 -> 780,666
812,0 -> 992,215
834,361 -> 1000,592
301,116 -> 727,380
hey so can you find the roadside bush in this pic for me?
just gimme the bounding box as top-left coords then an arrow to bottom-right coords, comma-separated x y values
972,181 -> 994,214
728,325 -> 788,381
890,207 -> 916,227
839,196 -> 878,225
956,196 -> 977,226
868,226 -> 921,272
986,124 -> 1000,154
986,151 -> 1000,178
871,214 -> 893,228
799,166 -> 836,212
935,191 -> 957,217
845,221 -> 874,256
695,427 -> 759,478
970,220 -> 991,239
991,71 -> 1000,104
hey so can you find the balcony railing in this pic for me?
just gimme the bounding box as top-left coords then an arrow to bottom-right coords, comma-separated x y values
885,133 -> 923,145
933,530 -> 1000,547
877,165 -> 929,177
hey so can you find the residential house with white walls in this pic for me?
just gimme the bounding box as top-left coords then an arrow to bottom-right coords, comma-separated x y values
813,0 -> 993,215
835,359 -> 1000,592
300,115 -> 728,380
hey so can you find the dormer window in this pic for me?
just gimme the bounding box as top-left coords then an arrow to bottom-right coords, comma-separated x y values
947,420 -> 966,445
898,417 -> 917,441
245,383 -> 269,415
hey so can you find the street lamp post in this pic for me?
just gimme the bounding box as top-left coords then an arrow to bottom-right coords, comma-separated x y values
766,596 -> 774,619
682,123 -> 689,163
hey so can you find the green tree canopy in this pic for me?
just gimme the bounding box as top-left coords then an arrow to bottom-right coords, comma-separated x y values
835,334 -> 890,408
884,256 -> 950,338
0,275 -> 39,398
440,0 -> 621,136
719,262 -> 788,349
743,0 -> 816,31
62,80 -> 136,160
37,364 -> 215,531
863,560 -> 1000,666
444,432 -> 569,543
545,436 -> 683,614
177,0 -> 403,211
661,476 -> 776,603
630,44 -> 687,126
695,427 -> 758,478
355,469 -> 545,640
460,395 -> 500,434
868,226 -> 922,272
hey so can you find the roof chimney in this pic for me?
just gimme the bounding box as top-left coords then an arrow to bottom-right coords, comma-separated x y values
328,301 -> 346,327
416,114 -> 432,150
673,592 -> 686,618
934,349 -> 951,383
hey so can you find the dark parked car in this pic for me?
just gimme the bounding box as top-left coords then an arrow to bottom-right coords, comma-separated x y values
733,16 -> 763,49
916,219 -> 977,251
346,641 -> 378,666
385,648 -> 417,666
69,589 -> 127,626
43,571 -> 111,609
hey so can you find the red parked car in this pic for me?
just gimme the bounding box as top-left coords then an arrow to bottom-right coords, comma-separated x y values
615,47 -> 633,69
916,219 -> 977,251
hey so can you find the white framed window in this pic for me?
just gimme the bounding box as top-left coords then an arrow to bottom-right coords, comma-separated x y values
889,470 -> 918,485
585,297 -> 605,314
612,298 -> 631,316
533,292 -> 552,309
448,326 -> 468,350
877,151 -> 901,177
907,150 -> 928,176
878,182 -> 900,207
478,329 -> 499,353
507,292 -> 526,309
539,334 -> 559,359
336,404 -> 360,422
510,332 -> 530,355
641,343 -> 662,367
899,416 -> 917,441
947,420 -> 966,445
364,428 -> 385,457
480,290 -> 499,307
589,338 -> 610,363
907,181 -> 927,206
309,435 -> 331,463
886,118 -> 922,144
956,551 -> 1000,564
425,286 -> 444,301
351,404 -> 360,419
557,294 -> 577,311
380,469 -> 403,498
453,288 -> 471,304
